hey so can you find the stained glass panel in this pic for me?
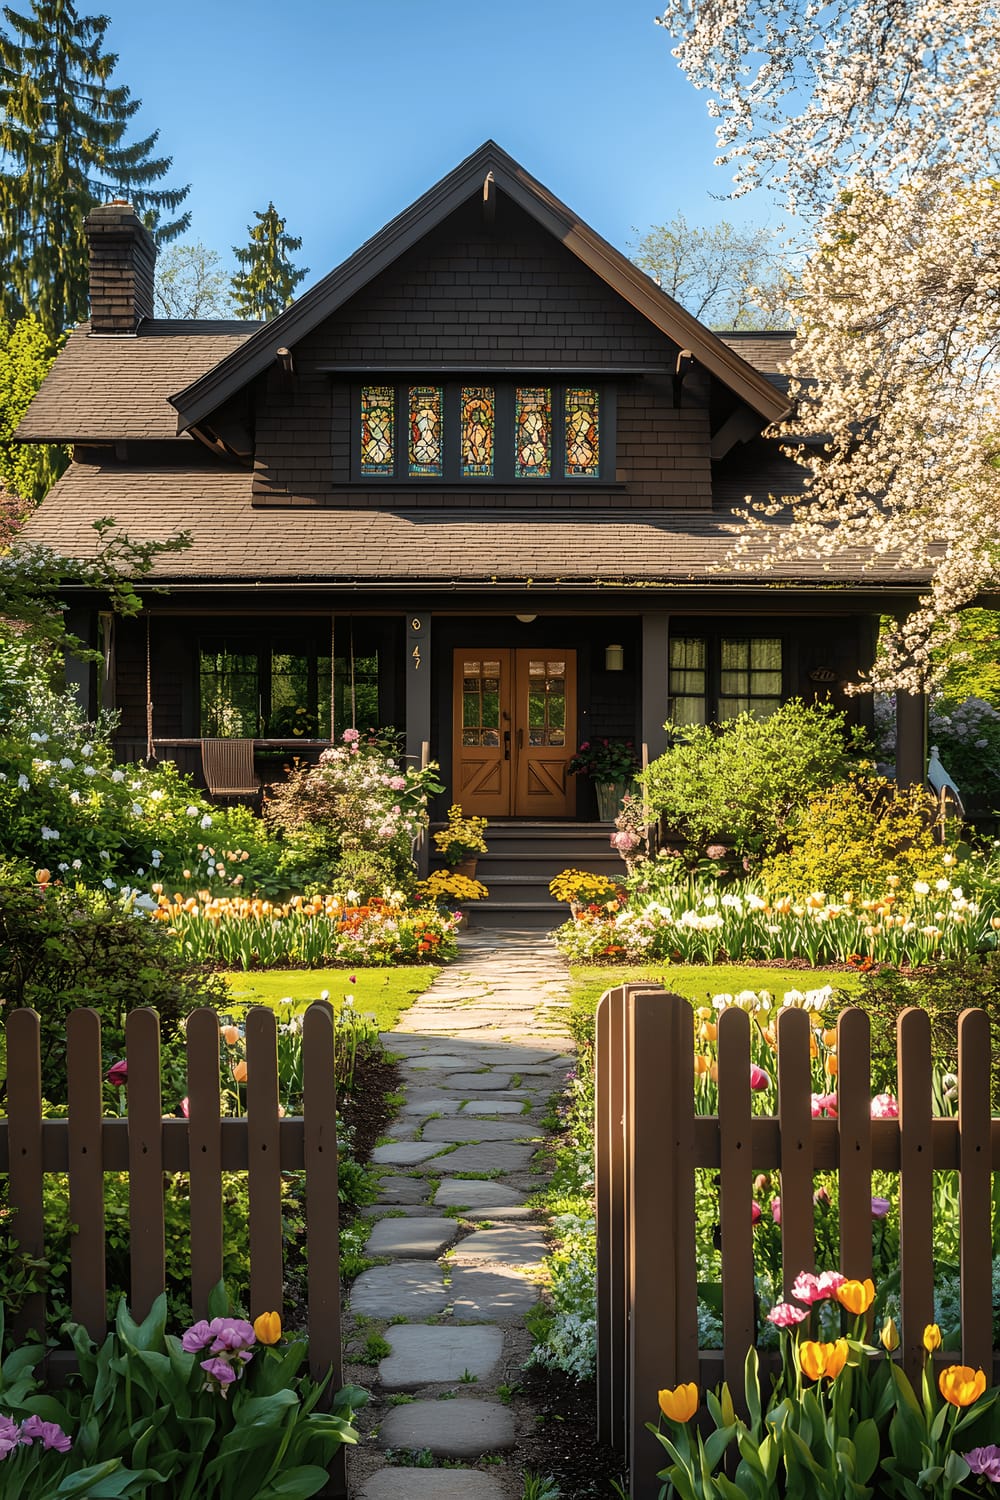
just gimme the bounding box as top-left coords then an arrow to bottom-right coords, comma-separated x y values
514,387 -> 551,478
408,386 -> 443,476
564,388 -> 600,476
462,386 -> 495,477
360,386 -> 394,476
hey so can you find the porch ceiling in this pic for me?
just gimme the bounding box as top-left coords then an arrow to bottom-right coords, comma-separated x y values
19,458 -> 933,589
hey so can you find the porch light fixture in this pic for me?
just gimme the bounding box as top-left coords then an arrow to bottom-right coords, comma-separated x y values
605,643 -> 624,671
515,614 -> 537,623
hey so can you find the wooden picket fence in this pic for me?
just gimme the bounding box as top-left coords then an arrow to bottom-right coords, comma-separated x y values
0,1002 -> 346,1499
594,985 -> 999,1499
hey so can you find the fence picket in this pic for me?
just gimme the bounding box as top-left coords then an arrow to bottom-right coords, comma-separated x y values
836,1008 -> 872,1287
66,1008 -> 107,1339
718,1007 -> 755,1402
776,1006 -> 814,1295
126,1007 -> 165,1320
958,1008 -> 992,1379
897,1007 -> 935,1384
246,1006 -> 283,1319
595,986 -> 627,1450
187,1007 -> 224,1317
6,1007 -> 45,1343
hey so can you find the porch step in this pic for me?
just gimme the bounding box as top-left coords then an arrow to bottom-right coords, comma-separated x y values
432,819 -> 625,925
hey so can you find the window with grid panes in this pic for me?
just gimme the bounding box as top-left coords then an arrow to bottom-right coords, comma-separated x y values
669,636 -> 783,725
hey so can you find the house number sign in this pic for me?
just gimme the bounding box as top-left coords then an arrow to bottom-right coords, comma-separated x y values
409,617 -> 423,671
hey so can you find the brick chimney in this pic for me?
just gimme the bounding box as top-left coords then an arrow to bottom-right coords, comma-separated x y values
84,200 -> 157,334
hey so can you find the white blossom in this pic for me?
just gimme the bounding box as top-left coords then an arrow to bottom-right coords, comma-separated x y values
40,826 -> 59,839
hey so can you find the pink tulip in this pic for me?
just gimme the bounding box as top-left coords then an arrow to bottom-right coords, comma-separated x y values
768,1301 -> 808,1328
106,1059 -> 128,1087
811,1092 -> 838,1118
751,1202 -> 762,1225
179,1096 -> 190,1118
749,1064 -> 771,1091
771,1196 -> 782,1225
871,1093 -> 899,1119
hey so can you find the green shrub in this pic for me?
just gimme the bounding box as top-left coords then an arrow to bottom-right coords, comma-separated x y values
0,873 -> 227,1100
758,776 -> 957,896
640,699 -> 868,862
853,952 -> 1000,1107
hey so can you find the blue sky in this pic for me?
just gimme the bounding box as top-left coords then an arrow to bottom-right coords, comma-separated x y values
105,0 -> 783,289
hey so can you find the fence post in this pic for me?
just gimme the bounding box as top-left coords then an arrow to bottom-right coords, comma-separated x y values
776,1007 -> 815,1296
958,1008 -> 992,1379
595,985 -> 628,1451
836,1008 -> 872,1289
718,1006 -> 755,1406
246,1006 -> 284,1320
898,1007 -> 934,1385
66,1008 -> 107,1340
6,1008 -> 45,1344
126,1007 -> 165,1320
187,1007 -> 224,1318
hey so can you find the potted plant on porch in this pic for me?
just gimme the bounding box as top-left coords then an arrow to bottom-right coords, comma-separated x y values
567,738 -> 640,821
433,803 -> 488,876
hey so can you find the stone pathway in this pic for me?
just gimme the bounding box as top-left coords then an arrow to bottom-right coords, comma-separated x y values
347,926 -> 574,1499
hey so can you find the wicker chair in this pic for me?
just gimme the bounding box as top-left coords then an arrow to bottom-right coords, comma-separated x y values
200,738 -> 261,807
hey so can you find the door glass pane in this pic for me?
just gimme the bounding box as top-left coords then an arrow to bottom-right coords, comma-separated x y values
526,659 -> 566,746
461,660 -> 502,747
408,385 -> 443,476
462,386 -> 495,478
270,648 -> 329,738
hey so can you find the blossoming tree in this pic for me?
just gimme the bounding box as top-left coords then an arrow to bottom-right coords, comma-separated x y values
655,0 -> 1000,691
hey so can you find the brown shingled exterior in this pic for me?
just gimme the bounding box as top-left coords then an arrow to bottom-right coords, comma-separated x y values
84,203 -> 157,335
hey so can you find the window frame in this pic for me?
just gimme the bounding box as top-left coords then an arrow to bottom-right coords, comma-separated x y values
668,632 -> 787,727
351,379 -> 615,484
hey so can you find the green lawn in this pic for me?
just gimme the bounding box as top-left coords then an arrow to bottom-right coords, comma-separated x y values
221,966 -> 439,1032
569,963 -> 863,1028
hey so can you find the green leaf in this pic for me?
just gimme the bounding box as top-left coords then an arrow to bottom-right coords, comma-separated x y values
852,1418 -> 880,1484
254,1467 -> 334,1499
207,1282 -> 231,1319
704,1423 -> 736,1470
744,1346 -> 762,1432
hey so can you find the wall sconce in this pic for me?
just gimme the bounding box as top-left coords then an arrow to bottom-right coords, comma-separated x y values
605,643 -> 624,671
515,614 -> 537,624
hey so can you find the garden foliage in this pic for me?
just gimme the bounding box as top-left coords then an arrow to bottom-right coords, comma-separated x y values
640,700 -> 867,861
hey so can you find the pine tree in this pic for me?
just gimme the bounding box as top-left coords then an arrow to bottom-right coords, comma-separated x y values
230,203 -> 308,321
0,1 -> 190,335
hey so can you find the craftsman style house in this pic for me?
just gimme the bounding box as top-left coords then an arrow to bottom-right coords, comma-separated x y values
19,142 -> 928,831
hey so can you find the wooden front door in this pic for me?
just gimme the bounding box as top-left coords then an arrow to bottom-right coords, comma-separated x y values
452,648 -> 576,817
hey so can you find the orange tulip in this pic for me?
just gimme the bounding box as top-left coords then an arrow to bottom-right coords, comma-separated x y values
658,1383 -> 698,1422
835,1278 -> 875,1316
231,1059 -> 248,1084
799,1339 -> 849,1382
221,1025 -> 239,1046
822,1028 -> 838,1048
693,1054 -> 710,1076
699,1021 -> 717,1042
253,1311 -> 282,1345
825,1054 -> 839,1077
939,1365 -> 986,1408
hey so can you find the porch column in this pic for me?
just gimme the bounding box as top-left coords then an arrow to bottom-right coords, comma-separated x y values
895,689 -> 928,789
405,612 -> 432,877
641,613 -> 670,763
64,606 -> 95,719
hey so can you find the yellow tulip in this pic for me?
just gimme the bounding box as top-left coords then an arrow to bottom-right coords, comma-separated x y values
825,1054 -> 838,1077
923,1323 -> 942,1353
880,1317 -> 900,1353
253,1311 -> 282,1345
693,1054 -> 710,1076
835,1278 -> 875,1316
799,1340 -> 849,1382
939,1365 -> 986,1408
658,1383 -> 699,1423
822,1028 -> 838,1048
699,1021 -> 717,1042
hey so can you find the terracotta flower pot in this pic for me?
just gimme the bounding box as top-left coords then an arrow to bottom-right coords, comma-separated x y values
452,858 -> 478,878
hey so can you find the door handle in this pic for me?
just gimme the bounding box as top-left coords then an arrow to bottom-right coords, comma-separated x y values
503,730 -> 511,761
518,728 -> 524,751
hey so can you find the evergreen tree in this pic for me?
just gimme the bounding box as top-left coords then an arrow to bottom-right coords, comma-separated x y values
0,1 -> 190,335
230,203 -> 308,321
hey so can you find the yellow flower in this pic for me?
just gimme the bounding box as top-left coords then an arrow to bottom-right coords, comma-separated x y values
658,1383 -> 698,1422
880,1317 -> 900,1352
923,1323 -> 942,1352
693,1054 -> 710,1076
821,1028 -> 838,1048
939,1365 -> 986,1408
799,1340 -> 849,1382
253,1311 -> 282,1345
835,1278 -> 875,1316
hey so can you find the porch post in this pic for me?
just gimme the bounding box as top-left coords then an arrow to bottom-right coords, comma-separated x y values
406,613 -> 432,877
895,689 -> 928,789
641,613 -> 670,762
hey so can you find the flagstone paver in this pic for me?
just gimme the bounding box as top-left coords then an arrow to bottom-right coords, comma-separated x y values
346,927 -> 573,1495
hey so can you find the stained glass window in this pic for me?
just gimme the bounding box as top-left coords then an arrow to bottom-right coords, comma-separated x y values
461,386 -> 495,478
564,388 -> 600,476
408,385 -> 443,476
514,387 -> 551,478
360,386 -> 394,476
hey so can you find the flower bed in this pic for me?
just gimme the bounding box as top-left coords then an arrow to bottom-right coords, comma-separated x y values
153,889 -> 459,967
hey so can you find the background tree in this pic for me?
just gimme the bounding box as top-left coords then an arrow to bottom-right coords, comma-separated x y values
154,241 -> 233,319
0,0 -> 190,335
629,214 -> 791,328
230,202 -> 308,321
0,314 -> 65,508
655,0 -> 1000,690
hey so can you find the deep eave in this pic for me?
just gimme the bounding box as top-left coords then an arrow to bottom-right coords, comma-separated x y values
168,141 -> 792,434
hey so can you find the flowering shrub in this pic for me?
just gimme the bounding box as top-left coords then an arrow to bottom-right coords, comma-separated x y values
264,729 -> 441,885
0,1291 -> 364,1499
548,868 -> 622,906
418,869 -> 488,903
156,888 -> 458,967
432,803 -> 488,864
875,693 -> 1000,800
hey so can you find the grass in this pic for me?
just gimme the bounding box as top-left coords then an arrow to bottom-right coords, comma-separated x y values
220,965 -> 439,1031
568,962 -> 863,1028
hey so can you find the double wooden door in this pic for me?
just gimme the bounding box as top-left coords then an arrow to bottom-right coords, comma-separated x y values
452,648 -> 576,817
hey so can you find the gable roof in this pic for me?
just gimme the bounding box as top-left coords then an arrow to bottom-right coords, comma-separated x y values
16,320 -> 261,443
169,142 -> 792,434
